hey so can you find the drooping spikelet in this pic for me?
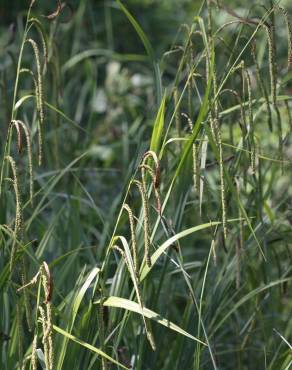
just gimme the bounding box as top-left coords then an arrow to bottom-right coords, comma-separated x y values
173,87 -> 181,136
113,244 -> 156,351
26,38 -> 44,165
10,120 -> 34,204
140,150 -> 161,213
209,116 -> 228,242
38,263 -> 54,370
5,156 -> 22,271
141,151 -> 161,189
133,180 -> 151,268
182,112 -> 200,194
264,24 -> 277,107
245,70 -> 256,174
285,100 -> 292,131
123,203 -> 139,277
39,305 -> 50,370
235,177 -> 243,289
29,18 -> 48,66
275,5 -> 292,69
18,262 -> 54,370
31,335 -> 38,370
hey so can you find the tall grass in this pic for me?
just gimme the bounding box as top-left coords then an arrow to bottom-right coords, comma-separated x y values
0,0 -> 291,369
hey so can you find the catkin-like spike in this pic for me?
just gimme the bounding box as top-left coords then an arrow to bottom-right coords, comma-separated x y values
41,266 -> 49,293
39,29 -> 48,66
209,113 -> 217,143
5,156 -> 22,271
218,125 -> 227,243
275,6 -> 292,69
134,151 -> 161,267
211,238 -> 217,266
39,303 -> 53,370
113,245 -> 127,263
173,88 -> 180,136
210,117 -> 228,242
251,42 -> 272,132
17,262 -> 52,301
139,164 -> 162,215
16,301 -> 24,367
31,335 -> 38,370
29,18 -> 48,65
265,17 -> 283,167
285,100 -> 292,131
264,25 -> 277,107
182,112 -> 200,193
26,39 -> 44,165
123,203 -> 139,277
264,21 -> 284,170
43,0 -> 63,20
41,261 -> 53,304
235,177 -> 243,289
11,120 -> 34,204
32,262 -> 54,370
17,262 -> 53,368
133,180 -> 151,267
245,70 -> 256,174
39,306 -> 50,370
21,356 -> 31,370
5,156 -> 22,233
113,245 -> 156,351
46,302 -> 54,370
10,120 -> 22,152
141,150 -> 161,188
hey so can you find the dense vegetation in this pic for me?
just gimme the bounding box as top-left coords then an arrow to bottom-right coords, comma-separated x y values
0,0 -> 291,369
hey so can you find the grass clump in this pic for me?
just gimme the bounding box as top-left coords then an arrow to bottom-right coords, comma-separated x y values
0,1 -> 291,369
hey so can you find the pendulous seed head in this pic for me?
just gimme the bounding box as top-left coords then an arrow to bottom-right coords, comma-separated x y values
31,335 -> 38,370
26,38 -> 44,165
10,120 -> 34,205
133,180 -> 151,268
123,203 -> 139,277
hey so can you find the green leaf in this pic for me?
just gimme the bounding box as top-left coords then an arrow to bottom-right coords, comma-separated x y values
115,0 -> 162,103
96,296 -> 206,346
140,221 -> 221,281
56,267 -> 100,370
53,325 -> 129,370
150,94 -> 166,153
140,218 -> 243,281
113,236 -> 156,350
212,277 -> 292,334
